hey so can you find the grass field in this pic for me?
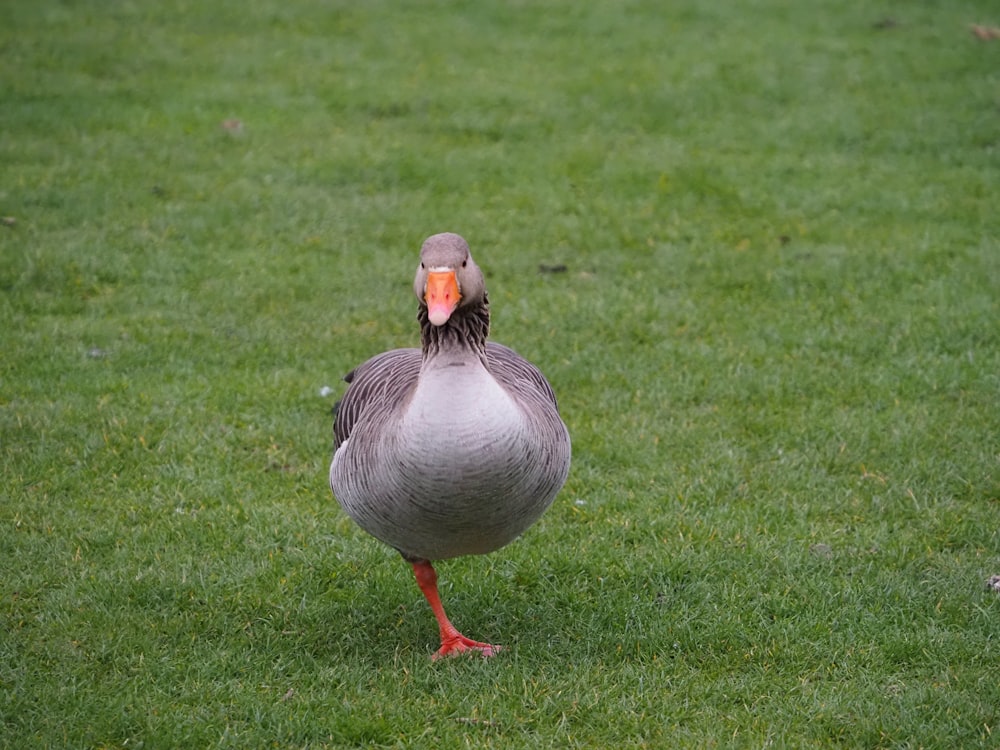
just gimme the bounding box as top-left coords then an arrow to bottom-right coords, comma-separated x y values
3,0 -> 1000,747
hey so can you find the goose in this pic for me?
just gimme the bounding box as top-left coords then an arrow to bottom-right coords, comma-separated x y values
329,232 -> 571,659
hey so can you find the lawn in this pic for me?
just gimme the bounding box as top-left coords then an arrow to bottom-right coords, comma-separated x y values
2,0 -> 999,747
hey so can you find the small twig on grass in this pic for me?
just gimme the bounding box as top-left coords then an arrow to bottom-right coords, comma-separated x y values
970,24 -> 1000,40
860,464 -> 887,484
453,717 -> 500,728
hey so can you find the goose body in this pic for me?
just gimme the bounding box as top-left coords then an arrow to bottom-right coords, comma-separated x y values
329,233 -> 571,658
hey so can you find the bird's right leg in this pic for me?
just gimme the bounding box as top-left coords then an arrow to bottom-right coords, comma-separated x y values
409,559 -> 501,660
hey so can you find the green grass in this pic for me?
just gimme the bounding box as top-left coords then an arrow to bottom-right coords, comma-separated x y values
3,0 -> 999,746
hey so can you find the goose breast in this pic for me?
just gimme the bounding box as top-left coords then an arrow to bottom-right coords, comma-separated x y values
331,343 -> 569,561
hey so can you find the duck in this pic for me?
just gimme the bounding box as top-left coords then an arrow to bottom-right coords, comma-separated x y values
329,232 -> 571,659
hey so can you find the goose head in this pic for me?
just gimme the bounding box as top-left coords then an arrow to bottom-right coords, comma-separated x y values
413,233 -> 486,326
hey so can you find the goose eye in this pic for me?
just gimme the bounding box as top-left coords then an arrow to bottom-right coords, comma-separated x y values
420,262 -> 425,269
461,260 -> 467,268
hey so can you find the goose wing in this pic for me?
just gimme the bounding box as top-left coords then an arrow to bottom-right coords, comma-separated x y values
485,342 -> 561,412
333,347 -> 422,449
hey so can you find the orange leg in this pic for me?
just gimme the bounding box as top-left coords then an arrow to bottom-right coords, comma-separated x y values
410,559 -> 501,660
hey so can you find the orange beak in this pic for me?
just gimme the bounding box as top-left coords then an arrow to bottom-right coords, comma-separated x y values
425,270 -> 461,326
